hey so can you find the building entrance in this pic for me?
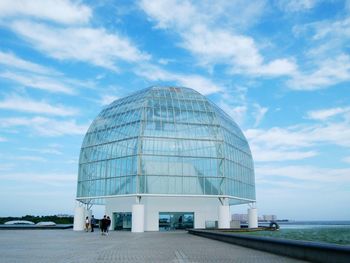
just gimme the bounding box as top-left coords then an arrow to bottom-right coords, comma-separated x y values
159,212 -> 194,231
113,212 -> 132,230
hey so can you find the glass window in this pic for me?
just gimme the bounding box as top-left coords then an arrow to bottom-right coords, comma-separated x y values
77,87 -> 255,205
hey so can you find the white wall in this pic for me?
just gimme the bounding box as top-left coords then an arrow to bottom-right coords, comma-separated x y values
105,196 -> 220,231
105,196 -> 135,230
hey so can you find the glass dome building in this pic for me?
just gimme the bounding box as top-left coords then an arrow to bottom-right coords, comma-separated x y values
74,86 -> 256,232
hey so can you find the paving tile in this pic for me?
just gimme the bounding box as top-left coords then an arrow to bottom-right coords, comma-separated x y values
0,230 -> 306,263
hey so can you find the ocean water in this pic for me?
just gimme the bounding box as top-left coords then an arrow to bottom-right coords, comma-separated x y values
265,220 -> 350,229
244,221 -> 350,245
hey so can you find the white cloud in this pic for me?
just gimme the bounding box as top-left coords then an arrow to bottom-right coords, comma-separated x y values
141,0 -> 267,30
249,122 -> 350,149
246,127 -> 312,148
256,165 -> 350,184
288,54 -> 350,90
10,155 -> 46,162
0,51 -> 93,95
0,116 -> 89,136
247,126 -> 318,162
215,87 -> 275,130
294,17 -> 350,59
140,0 -> 297,77
246,107 -> 350,162
257,59 -> 297,76
141,0 -> 196,29
0,171 -> 76,187
0,51 -> 58,75
307,107 -> 350,120
342,156 -> 350,164
277,0 -> 317,12
253,104 -> 268,127
100,95 -> 120,106
175,74 -> 221,95
312,17 -> 350,41
218,102 -> 247,126
66,159 -> 78,164
10,20 -> 150,70
0,163 -> 14,171
135,64 -> 221,95
251,145 -> 317,162
0,136 -> 7,142
205,0 -> 267,29
291,15 -> 350,90
0,71 -> 74,94
183,26 -> 262,67
0,0 -> 91,25
209,89 -> 243,125
184,26 -> 297,76
0,95 -> 78,116
158,58 -> 175,65
346,0 -> 350,12
20,147 -> 62,155
308,123 -> 350,147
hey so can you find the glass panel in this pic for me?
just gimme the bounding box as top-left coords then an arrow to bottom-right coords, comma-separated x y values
77,87 -> 255,205
159,212 -> 194,231
113,212 -> 132,231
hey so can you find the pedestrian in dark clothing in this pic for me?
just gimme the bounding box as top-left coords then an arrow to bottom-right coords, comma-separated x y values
100,215 -> 107,235
90,215 -> 96,232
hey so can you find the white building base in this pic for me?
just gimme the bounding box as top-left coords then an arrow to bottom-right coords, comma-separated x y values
105,196 -> 219,231
218,205 -> 230,229
132,204 -> 144,232
248,207 -> 258,228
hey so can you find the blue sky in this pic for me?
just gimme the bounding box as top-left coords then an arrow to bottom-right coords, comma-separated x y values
0,0 -> 349,220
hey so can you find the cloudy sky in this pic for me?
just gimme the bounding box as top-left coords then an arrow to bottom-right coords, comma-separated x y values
0,0 -> 349,220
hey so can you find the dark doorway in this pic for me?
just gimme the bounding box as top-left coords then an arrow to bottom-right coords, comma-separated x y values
159,212 -> 194,231
113,212 -> 132,230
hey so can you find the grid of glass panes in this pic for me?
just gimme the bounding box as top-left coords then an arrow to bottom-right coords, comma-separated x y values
77,86 -> 255,204
211,104 -> 256,204
77,89 -> 148,202
139,87 -> 225,196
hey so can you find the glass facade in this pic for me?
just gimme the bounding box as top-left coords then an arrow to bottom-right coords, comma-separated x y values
77,86 -> 255,205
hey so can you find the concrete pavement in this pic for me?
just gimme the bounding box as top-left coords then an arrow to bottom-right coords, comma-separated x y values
0,230 -> 307,263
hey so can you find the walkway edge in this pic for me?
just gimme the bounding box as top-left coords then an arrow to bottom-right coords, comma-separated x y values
188,229 -> 350,263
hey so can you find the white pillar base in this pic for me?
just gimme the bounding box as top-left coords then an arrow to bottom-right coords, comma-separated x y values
73,204 -> 85,231
218,205 -> 230,229
248,207 -> 258,228
132,204 -> 144,232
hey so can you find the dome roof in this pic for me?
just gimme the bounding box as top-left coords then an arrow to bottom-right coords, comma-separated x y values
77,86 -> 255,205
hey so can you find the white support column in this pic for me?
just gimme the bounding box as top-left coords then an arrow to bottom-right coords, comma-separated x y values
73,202 -> 85,231
132,196 -> 144,233
248,206 -> 258,229
218,198 -> 230,229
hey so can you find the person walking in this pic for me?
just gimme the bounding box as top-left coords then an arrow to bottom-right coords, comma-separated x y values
85,216 -> 89,232
106,216 -> 111,235
100,215 -> 107,235
90,215 -> 96,232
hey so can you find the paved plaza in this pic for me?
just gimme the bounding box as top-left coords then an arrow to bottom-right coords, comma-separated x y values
0,230 -> 306,263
